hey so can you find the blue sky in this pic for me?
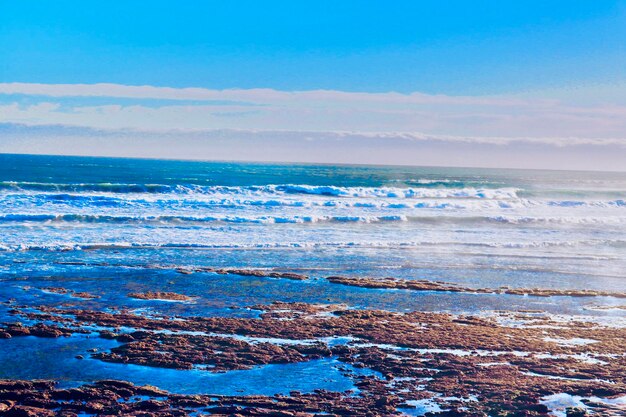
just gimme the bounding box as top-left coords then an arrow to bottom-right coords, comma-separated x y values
1,1 -> 625,170
2,0 -> 625,93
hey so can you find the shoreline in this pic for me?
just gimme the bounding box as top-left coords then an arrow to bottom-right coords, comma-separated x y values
0,158 -> 624,415
1,298 -> 625,416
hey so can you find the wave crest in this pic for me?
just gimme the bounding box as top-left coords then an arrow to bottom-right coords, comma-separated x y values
0,181 -> 520,200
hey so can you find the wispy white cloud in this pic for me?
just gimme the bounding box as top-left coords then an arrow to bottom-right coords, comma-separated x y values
1,123 -> 625,171
2,82 -> 626,136
0,82 -> 542,105
0,82 -> 625,170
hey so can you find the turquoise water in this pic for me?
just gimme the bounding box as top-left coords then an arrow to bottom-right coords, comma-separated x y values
0,153 -> 625,393
1,154 -> 625,286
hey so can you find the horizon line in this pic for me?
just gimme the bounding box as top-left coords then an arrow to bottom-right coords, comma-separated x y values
2,151 -> 624,174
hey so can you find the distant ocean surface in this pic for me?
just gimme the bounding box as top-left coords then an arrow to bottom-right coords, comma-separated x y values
1,153 -> 625,309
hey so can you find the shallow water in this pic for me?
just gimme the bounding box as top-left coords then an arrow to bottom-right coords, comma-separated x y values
0,335 -> 372,395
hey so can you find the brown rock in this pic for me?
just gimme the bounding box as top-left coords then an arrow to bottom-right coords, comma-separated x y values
127,291 -> 195,302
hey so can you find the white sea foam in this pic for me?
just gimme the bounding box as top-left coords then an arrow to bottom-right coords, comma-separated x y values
541,393 -> 626,417
2,212 -> 625,227
543,337 -> 599,346
1,175 -> 625,286
0,181 -> 522,199
3,236 -> 626,253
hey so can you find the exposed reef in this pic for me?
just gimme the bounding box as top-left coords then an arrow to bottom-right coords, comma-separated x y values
326,276 -> 626,298
128,291 -> 196,302
38,287 -> 100,299
1,301 -> 624,416
48,260 -> 626,298
0,379 -> 391,416
52,261 -> 310,281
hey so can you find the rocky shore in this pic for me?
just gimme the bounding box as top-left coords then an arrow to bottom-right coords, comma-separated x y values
1,299 -> 624,416
127,291 -> 196,302
0,378 -> 391,417
326,276 -> 626,298
44,260 -> 626,298
40,287 -> 99,299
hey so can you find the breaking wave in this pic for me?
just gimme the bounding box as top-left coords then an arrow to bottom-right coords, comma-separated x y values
1,213 -> 625,226
0,181 -> 521,200
2,238 -> 625,253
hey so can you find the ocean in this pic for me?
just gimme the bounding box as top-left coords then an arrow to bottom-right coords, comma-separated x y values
1,153 -> 625,413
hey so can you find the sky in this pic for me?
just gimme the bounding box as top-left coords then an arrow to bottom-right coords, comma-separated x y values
1,0 -> 625,170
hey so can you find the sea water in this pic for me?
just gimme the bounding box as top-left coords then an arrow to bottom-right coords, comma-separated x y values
0,154 -> 625,391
